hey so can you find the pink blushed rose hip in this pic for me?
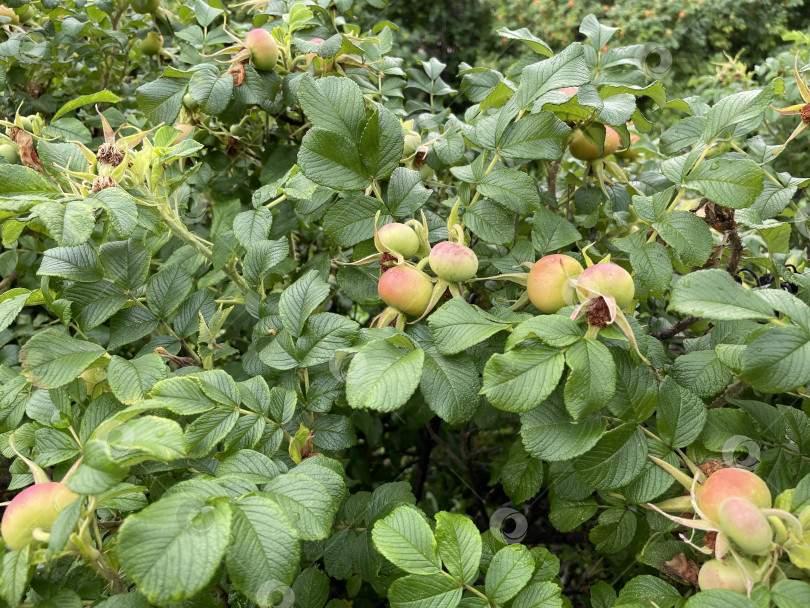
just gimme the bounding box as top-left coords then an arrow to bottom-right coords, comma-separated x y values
526,254 -> 583,313
245,29 -> 278,71
428,241 -> 478,282
697,468 -> 772,522
716,496 -> 773,555
377,266 -> 433,317
1,482 -> 79,550
377,223 -> 420,258
576,262 -> 635,309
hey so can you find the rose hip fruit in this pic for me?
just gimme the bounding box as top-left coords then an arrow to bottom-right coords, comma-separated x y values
1,482 -> 79,550
559,86 -> 579,97
569,126 -> 620,161
245,28 -> 278,71
575,262 -> 635,309
697,467 -> 772,523
429,242 -> 478,282
526,254 -> 583,313
698,558 -> 757,593
377,223 -> 420,258
377,266 -> 433,316
716,497 -> 773,555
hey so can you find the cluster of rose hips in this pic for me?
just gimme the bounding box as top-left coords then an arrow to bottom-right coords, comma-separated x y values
650,465 -> 810,594
351,215 -> 479,329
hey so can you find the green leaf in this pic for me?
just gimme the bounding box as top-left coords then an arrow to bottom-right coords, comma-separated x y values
64,280 -> 128,330
99,240 -> 151,291
107,354 -> 167,405
563,338 -> 615,419
684,590 -> 758,608
279,270 -> 330,338
264,473 -> 338,540
323,195 -> 393,247
117,493 -> 232,605
388,574 -> 463,608
478,169 -> 541,215
52,90 -> 122,122
39,243 -> 102,282
482,346 -> 565,413
521,392 -> 605,461
741,326 -> 810,392
233,208 -> 274,248
510,581 -> 562,608
297,74 -> 366,141
669,270 -> 775,320
299,128 -> 371,191
702,86 -> 775,140
226,496 -> 300,605
497,27 -> 553,56
629,242 -> 672,295
135,76 -> 187,125
501,441 -> 544,504
532,206 -> 580,255
34,201 -> 96,246
573,423 -> 648,490
435,512 -> 482,584
684,159 -> 763,209
657,376 -> 707,448
387,168 -> 433,217
372,505 -> 441,575
428,298 -> 512,355
0,290 -> 29,334
671,350 -> 732,399
0,164 -> 60,197
0,546 -> 31,607
485,545 -> 534,604
506,315 -> 583,350
346,340 -> 424,412
589,507 -> 636,553
652,210 -> 713,267
185,408 -> 240,458
20,329 -> 106,389
771,579 -> 810,608
515,43 -> 591,108
189,67 -> 233,116
498,112 -> 569,160
359,103 -> 404,180
147,264 -> 193,318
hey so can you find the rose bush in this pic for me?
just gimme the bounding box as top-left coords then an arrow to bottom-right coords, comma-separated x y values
0,3 -> 810,608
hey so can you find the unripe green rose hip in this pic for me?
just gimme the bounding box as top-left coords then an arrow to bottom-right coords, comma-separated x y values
132,0 -> 159,12
429,241 -> 478,282
1,482 -> 79,550
245,28 -> 278,71
377,223 -> 420,258
183,94 -> 199,111
526,254 -> 583,313
716,497 -> 773,555
139,32 -> 163,56
576,262 -> 635,309
0,143 -> 19,164
378,266 -> 433,316
569,126 -> 620,161
698,558 -> 757,593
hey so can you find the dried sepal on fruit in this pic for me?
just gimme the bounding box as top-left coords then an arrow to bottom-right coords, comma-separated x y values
770,55 -> 810,156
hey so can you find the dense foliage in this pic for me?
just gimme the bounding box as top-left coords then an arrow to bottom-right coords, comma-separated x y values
1,2 -> 810,608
